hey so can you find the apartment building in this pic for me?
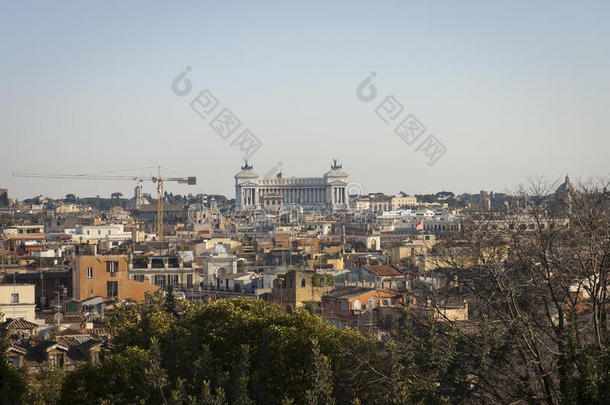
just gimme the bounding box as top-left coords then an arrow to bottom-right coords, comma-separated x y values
72,248 -> 159,301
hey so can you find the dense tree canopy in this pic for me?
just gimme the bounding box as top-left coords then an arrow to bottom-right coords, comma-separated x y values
47,297 -> 463,404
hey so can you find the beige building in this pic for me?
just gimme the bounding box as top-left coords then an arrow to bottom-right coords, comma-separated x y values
391,196 -> 417,210
0,284 -> 36,322
55,204 -> 84,214
389,234 -> 436,265
270,269 -> 333,312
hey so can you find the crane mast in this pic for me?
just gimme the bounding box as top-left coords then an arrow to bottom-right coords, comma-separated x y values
157,166 -> 164,241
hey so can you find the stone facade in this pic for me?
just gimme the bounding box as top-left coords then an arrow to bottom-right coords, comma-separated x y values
234,161 -> 350,212
269,269 -> 333,312
201,243 -> 238,288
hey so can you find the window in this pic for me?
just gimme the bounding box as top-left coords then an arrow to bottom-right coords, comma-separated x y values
11,293 -> 19,303
187,274 -> 193,288
87,267 -> 93,279
353,300 -> 361,311
98,230 -> 101,235
106,281 -> 118,298
168,275 -> 179,287
9,356 -> 20,366
106,261 -> 118,277
341,301 -> 348,311
49,353 -> 65,368
301,278 -> 306,288
133,275 -> 145,282
154,275 -> 166,287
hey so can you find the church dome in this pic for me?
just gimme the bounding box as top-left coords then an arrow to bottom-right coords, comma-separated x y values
555,175 -> 575,195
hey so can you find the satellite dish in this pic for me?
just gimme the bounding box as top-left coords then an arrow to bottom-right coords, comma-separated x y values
54,312 -> 64,324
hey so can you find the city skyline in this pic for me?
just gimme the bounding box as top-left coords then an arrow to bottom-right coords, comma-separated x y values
5,162 -> 587,202
2,1 -> 609,199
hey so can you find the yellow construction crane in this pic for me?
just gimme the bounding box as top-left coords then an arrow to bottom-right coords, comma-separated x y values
12,167 -> 196,240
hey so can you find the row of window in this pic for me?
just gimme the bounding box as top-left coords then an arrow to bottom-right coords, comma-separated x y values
326,298 -> 377,312
85,229 -> 112,235
86,261 -> 119,279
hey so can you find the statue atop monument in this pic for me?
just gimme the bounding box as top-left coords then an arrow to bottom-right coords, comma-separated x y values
241,159 -> 253,171
330,159 -> 342,170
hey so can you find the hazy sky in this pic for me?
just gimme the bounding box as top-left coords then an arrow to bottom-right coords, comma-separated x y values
1,1 -> 609,200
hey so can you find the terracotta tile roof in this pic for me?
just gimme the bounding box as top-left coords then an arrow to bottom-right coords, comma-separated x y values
89,328 -> 108,337
7,334 -> 98,370
364,265 -> 403,277
36,311 -> 85,325
326,286 -> 377,299
0,318 -> 38,330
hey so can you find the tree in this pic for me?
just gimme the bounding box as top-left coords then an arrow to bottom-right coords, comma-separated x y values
430,179 -> 610,404
25,364 -> 65,405
230,345 -> 254,405
165,284 -> 178,317
60,346 -> 161,404
61,298 -> 383,404
147,338 -> 169,404
63,194 -> 77,203
304,339 -> 335,405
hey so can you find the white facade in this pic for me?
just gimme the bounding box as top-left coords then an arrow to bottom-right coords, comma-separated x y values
377,210 -> 460,232
201,243 -> 239,288
32,247 -> 65,258
65,224 -> 132,243
234,161 -> 350,212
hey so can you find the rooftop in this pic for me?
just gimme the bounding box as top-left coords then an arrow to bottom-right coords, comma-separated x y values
325,286 -> 376,299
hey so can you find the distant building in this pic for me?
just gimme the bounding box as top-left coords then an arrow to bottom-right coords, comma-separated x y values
555,174 -> 575,196
12,270 -> 72,309
391,195 -> 417,210
2,225 -> 45,252
353,197 -> 370,211
269,269 -> 333,312
64,224 -> 132,246
369,194 -> 392,212
336,265 -> 404,290
0,284 -> 36,322
234,160 -> 350,212
322,286 -> 401,331
126,184 -> 150,209
216,271 -> 257,293
479,190 -> 491,210
55,204 -> 84,214
128,254 -> 199,290
201,243 -> 239,288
